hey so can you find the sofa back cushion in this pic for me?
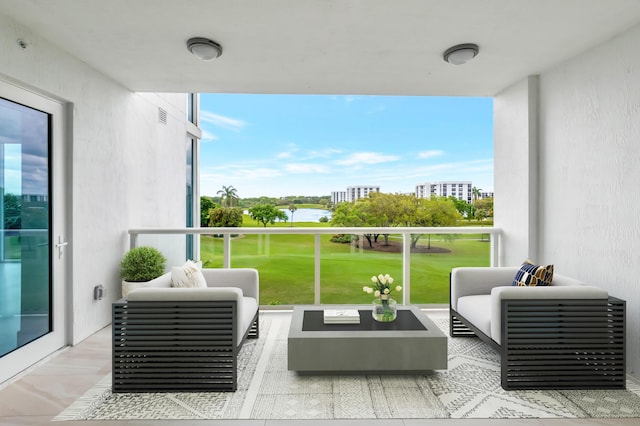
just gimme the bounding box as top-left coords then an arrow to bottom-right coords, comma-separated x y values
549,273 -> 588,287
450,267 -> 520,311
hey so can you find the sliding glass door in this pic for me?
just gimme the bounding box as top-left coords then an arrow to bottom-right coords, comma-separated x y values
0,81 -> 67,384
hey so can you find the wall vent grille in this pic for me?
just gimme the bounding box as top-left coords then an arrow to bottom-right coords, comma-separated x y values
158,107 -> 167,124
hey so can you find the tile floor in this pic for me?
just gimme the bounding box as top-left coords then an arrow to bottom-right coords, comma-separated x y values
0,311 -> 638,426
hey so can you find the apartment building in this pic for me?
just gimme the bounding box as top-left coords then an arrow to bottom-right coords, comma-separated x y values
346,186 -> 380,202
330,191 -> 347,205
332,186 -> 380,203
415,181 -> 473,203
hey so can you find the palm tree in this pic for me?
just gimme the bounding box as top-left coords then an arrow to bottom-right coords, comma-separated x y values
288,204 -> 298,227
472,186 -> 482,202
217,185 -> 239,207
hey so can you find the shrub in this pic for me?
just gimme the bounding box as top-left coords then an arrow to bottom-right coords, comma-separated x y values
319,216 -> 329,223
120,246 -> 166,282
208,207 -> 243,227
330,234 -> 356,244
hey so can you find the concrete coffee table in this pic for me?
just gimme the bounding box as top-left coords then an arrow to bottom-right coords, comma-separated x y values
288,305 -> 447,372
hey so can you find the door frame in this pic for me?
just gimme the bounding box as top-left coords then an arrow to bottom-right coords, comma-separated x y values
0,78 -> 70,385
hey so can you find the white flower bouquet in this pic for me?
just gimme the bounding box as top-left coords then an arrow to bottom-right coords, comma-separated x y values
363,274 -> 402,322
363,273 -> 402,300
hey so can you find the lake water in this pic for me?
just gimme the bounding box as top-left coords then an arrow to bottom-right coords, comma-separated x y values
279,208 -> 332,223
244,208 -> 332,223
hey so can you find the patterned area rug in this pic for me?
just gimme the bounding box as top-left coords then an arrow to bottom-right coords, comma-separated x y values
55,311 -> 640,420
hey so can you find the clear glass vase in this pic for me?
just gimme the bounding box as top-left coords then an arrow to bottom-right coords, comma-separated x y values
372,297 -> 397,322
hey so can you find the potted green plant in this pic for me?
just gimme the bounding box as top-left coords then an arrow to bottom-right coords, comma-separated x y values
120,246 -> 166,297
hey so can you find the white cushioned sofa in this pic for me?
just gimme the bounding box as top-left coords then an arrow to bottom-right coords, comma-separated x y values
112,268 -> 259,392
450,266 -> 626,390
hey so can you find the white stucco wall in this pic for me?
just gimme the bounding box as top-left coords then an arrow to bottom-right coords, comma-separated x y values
538,24 -> 640,377
495,24 -> 640,377
0,12 -> 189,345
494,76 -> 539,266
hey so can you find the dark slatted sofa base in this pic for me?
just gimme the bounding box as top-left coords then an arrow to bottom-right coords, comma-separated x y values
112,299 -> 258,392
451,297 -> 626,390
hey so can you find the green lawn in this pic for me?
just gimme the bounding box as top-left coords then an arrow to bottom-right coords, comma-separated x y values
200,229 -> 489,305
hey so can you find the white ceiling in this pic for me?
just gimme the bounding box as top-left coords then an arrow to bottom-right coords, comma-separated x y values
2,0 -> 640,96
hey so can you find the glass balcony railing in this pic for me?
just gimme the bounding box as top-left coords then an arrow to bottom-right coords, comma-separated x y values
129,226 -> 500,307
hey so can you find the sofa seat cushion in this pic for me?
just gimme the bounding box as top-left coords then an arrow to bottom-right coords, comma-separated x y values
239,296 -> 258,345
456,294 -> 492,341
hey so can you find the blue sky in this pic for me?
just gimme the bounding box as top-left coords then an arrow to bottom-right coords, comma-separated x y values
199,94 -> 493,199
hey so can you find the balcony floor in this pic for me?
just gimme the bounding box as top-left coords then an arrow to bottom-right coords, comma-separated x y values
0,310 -> 637,425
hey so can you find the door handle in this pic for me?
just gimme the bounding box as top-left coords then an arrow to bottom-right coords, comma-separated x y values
55,236 -> 68,259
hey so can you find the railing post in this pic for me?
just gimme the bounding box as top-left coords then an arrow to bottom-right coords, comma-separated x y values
266,234 -> 270,256
314,234 -> 320,304
223,233 -> 231,268
490,233 -> 499,266
402,232 -> 411,305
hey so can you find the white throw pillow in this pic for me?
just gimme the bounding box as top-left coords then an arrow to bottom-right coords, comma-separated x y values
171,260 -> 207,288
122,281 -> 149,298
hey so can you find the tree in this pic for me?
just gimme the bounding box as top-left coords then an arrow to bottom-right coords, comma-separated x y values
200,196 -> 216,226
330,196 -> 388,247
448,196 -> 473,220
330,201 -> 366,227
248,204 -> 288,227
217,185 -> 239,207
208,207 -> 243,227
288,204 -> 298,227
408,196 -> 461,248
472,186 -> 482,202
330,193 -> 460,249
473,196 -> 493,220
474,209 -> 488,221
365,192 -> 415,245
3,193 -> 21,229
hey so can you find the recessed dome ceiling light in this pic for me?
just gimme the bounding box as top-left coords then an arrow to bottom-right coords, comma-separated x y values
187,37 -> 223,61
443,43 -> 479,65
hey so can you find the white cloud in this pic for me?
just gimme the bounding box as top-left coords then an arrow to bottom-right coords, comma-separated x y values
200,111 -> 247,131
369,158 -> 491,178
306,148 -> 342,159
201,129 -> 218,142
285,163 -> 329,174
201,165 -> 283,180
276,143 -> 300,159
237,168 -> 283,178
215,167 -> 282,179
335,152 -> 400,166
418,150 -> 445,159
